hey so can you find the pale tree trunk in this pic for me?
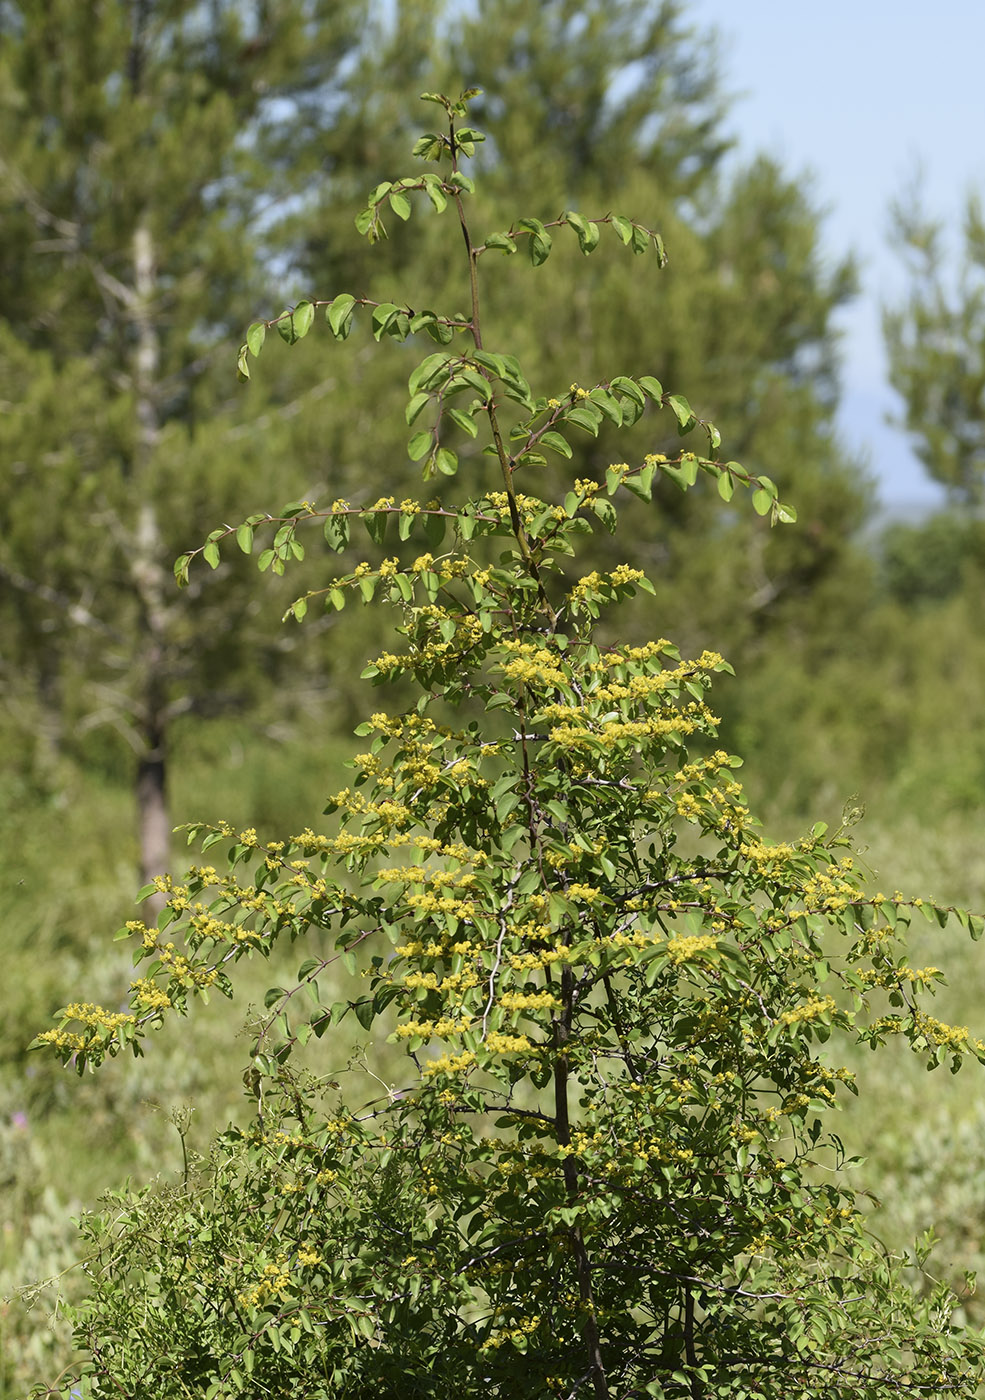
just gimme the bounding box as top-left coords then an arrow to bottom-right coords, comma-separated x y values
129,220 -> 172,914
124,10 -> 171,914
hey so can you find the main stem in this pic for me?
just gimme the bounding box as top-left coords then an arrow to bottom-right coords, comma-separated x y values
555,965 -> 610,1400
449,122 -> 557,625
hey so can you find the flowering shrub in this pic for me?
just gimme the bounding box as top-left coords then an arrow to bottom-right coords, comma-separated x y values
34,91 -> 985,1399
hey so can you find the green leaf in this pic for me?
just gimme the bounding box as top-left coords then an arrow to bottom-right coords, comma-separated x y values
293,300 -> 315,340
666,393 -> 696,433
422,317 -> 453,344
327,294 -> 356,340
203,541 -> 220,569
324,514 -> 349,552
435,447 -> 458,476
246,321 -> 266,357
622,463 -> 657,502
610,375 -> 646,408
421,174 -> 447,210
638,375 -> 663,401
372,302 -> 401,340
565,210 -> 601,254
389,190 -> 412,220
453,367 -> 492,399
447,407 -> 479,438
517,218 -> 552,267
631,223 -> 650,255
412,133 -> 445,161
484,231 -> 518,255
539,430 -> 572,458
530,233 -> 552,266
473,350 -> 507,378
665,397 -> 696,428
424,512 -> 446,549
405,392 -> 430,426
717,471 -> 735,502
363,510 -> 388,546
275,310 -> 295,343
407,431 -> 432,461
409,352 -> 450,396
566,404 -> 603,436
236,523 -> 254,554
236,344 -> 250,380
610,214 -> 634,245
752,487 -> 773,516
679,453 -> 699,486
454,126 -> 485,152
590,389 -> 622,426
592,499 -> 617,532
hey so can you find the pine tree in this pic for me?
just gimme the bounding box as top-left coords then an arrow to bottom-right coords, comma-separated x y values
884,189 -> 985,507
0,0 -> 365,888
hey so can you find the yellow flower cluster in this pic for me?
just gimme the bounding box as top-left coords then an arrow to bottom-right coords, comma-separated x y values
510,942 -> 573,972
35,1029 -> 87,1053
549,711 -> 710,749
665,934 -> 718,964
237,1259 -> 292,1310
379,866 -> 476,888
124,919 -> 159,951
130,978 -> 172,1011
485,1031 -> 532,1054
480,1314 -> 542,1353
912,1011 -> 976,1050
402,968 -> 479,995
500,643 -> 569,689
498,990 -> 559,1012
802,858 -> 861,913
422,1049 -> 476,1077
779,995 -> 836,1027
64,1003 -> 135,1031
740,839 -> 795,869
565,883 -> 601,903
395,1017 -> 472,1040
406,892 -> 476,919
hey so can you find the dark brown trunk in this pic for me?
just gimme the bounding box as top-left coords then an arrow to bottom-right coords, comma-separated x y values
554,966 -> 610,1400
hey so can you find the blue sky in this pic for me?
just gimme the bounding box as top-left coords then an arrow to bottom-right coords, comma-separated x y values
688,0 -> 985,508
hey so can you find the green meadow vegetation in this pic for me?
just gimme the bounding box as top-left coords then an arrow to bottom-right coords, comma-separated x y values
4,2 -> 985,1395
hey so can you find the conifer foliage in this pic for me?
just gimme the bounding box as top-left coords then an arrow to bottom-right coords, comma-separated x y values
35,93 -> 985,1400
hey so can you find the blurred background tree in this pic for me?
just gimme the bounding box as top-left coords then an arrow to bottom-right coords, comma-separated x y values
0,0 -> 369,890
